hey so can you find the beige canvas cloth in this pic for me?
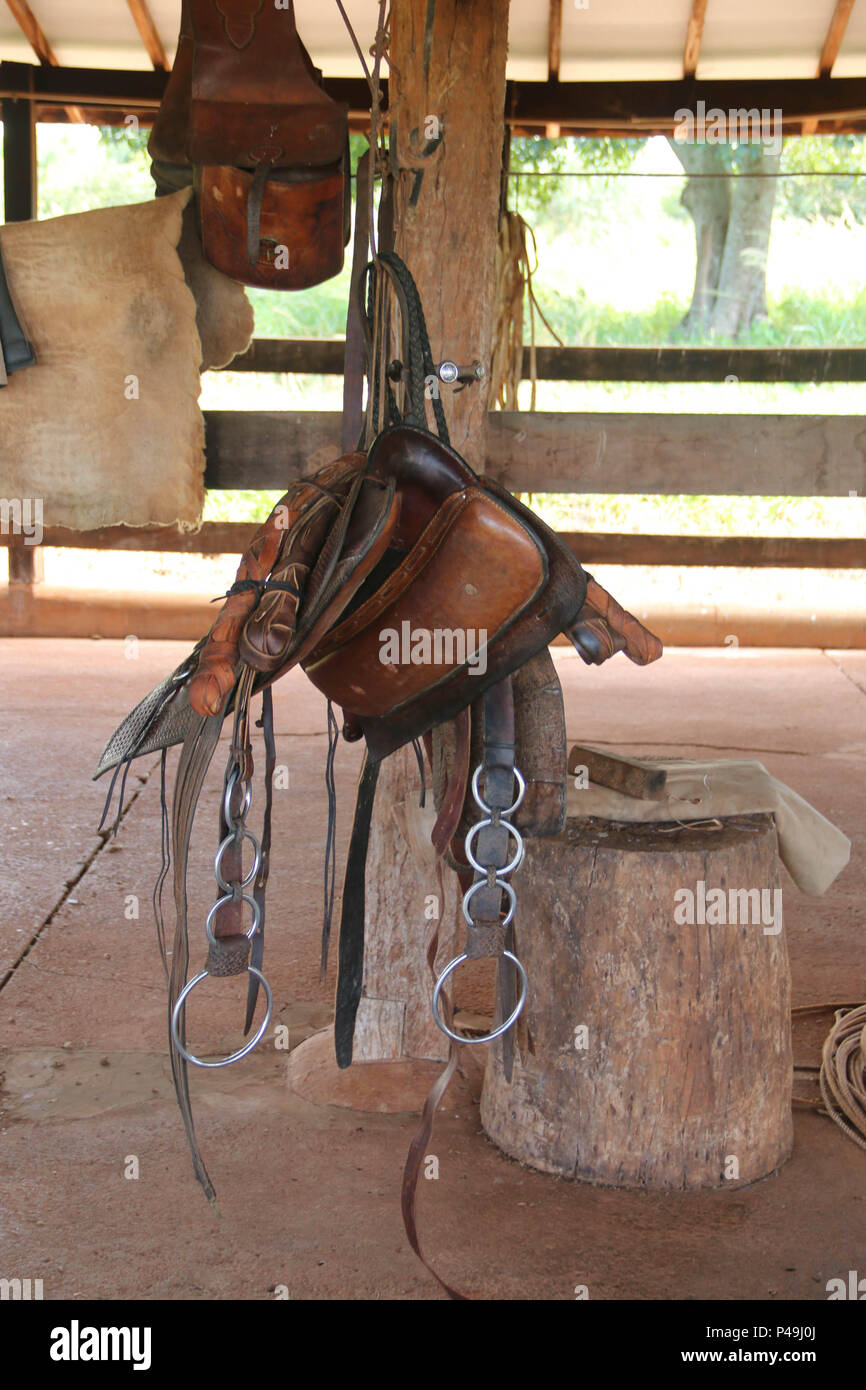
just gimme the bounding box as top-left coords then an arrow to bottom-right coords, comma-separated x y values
0,188 -> 252,529
567,755 -> 851,897
175,197 -> 254,372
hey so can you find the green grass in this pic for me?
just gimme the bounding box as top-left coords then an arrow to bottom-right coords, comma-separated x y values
529,283 -> 866,350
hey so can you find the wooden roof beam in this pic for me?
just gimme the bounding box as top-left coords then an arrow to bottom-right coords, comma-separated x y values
6,69 -> 866,136
4,0 -> 52,63
125,0 -> 170,72
547,0 -> 562,80
803,0 -> 856,131
683,0 -> 709,79
546,0 -> 562,137
817,0 -> 857,75
4,0 -> 83,122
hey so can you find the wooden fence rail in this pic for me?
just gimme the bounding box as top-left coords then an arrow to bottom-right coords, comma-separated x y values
200,409 -> 866,498
226,340 -> 866,383
3,526 -> 863,570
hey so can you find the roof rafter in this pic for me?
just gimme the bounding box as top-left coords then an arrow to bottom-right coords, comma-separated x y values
546,0 -> 562,137
4,0 -> 83,122
817,0 -> 857,75
4,0 -> 52,63
683,0 -> 709,79
125,0 -> 170,72
547,0 -> 562,81
803,0 -> 857,132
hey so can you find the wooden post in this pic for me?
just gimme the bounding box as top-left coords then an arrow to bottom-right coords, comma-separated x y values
3,69 -> 42,590
2,66 -> 37,223
361,0 -> 510,1044
349,744 -> 461,1064
481,813 -> 794,1188
390,0 -> 509,466
7,545 -> 44,584
363,0 -> 510,1038
289,0 -> 510,1105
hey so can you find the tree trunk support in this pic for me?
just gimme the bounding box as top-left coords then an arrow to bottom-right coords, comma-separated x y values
289,0 -> 509,1108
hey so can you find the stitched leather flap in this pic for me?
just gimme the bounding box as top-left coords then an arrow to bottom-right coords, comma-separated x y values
302,489 -> 547,719
188,1 -> 347,167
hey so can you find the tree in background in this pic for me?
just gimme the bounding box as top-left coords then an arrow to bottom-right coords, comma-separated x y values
668,134 -> 866,340
85,126 -> 866,347
667,138 -> 780,340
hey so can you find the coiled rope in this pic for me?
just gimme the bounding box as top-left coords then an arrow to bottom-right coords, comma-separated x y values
819,1004 -> 866,1151
793,1002 -> 866,1152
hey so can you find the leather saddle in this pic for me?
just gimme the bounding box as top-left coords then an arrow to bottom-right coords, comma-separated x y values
94,253 -> 662,1263
150,0 -> 350,289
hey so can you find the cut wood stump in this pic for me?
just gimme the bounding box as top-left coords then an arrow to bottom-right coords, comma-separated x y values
352,743 -> 460,1064
288,744 -> 462,1113
291,0 -> 510,1114
481,812 -> 793,1189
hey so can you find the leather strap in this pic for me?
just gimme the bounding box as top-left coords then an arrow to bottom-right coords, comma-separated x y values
400,787 -> 472,1300
0,241 -> 36,380
189,488 -> 293,717
245,685 -> 275,1032
333,754 -> 380,1068
246,159 -> 272,265
342,148 -> 372,454
168,710 -> 225,1206
401,685 -> 520,1299
429,709 -> 472,860
359,252 -> 451,446
401,1041 -> 467,1300
468,680 -> 518,1083
210,673 -> 254,949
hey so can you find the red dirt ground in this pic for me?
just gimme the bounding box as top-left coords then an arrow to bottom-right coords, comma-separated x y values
0,641 -> 863,1300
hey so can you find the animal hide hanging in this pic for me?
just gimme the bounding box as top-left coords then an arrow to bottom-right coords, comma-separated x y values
0,188 -> 253,531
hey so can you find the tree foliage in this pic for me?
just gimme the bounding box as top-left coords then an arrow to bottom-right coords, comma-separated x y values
98,123 -> 151,162
37,124 -> 152,217
508,136 -> 646,214
777,135 -> 866,223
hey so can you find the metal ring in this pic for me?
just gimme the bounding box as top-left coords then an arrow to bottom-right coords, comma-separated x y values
170,966 -> 273,1068
223,769 -> 252,828
214,828 -> 262,892
432,951 -> 527,1044
461,877 -> 517,930
470,765 -> 526,818
464,819 -> 524,877
205,892 -> 261,946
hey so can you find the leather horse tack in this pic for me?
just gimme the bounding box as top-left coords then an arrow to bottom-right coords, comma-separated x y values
0,241 -> 37,385
150,0 -> 350,289
95,253 -> 662,1294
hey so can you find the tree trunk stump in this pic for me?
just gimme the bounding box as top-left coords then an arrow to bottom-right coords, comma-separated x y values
481,813 -> 793,1189
289,0 -> 509,1113
288,747 -> 463,1112
352,743 -> 460,1063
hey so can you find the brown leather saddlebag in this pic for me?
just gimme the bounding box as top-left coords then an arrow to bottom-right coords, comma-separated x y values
161,0 -> 350,289
302,487 -> 547,720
